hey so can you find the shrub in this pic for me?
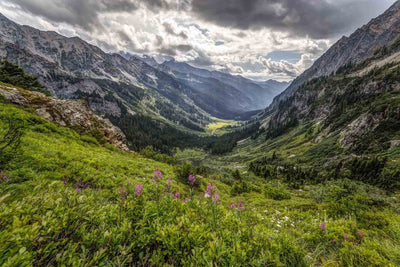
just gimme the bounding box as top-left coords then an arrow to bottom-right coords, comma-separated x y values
264,184 -> 291,200
231,180 -> 252,195
175,161 -> 199,187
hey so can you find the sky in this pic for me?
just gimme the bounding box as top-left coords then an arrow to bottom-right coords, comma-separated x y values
0,0 -> 396,82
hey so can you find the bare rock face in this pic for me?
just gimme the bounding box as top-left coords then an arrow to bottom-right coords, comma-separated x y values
0,84 -> 129,151
339,113 -> 385,148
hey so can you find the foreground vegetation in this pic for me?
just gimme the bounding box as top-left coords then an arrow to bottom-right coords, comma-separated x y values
1,98 -> 400,266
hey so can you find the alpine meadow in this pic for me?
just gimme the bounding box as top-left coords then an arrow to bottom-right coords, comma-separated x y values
1,0 -> 400,266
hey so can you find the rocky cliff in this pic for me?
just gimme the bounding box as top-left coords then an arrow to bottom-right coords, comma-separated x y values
0,83 -> 129,151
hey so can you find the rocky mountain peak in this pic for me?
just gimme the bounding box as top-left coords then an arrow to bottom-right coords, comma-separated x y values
271,0 -> 400,106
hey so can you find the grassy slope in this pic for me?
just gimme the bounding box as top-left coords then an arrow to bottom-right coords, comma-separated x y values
1,100 -> 400,266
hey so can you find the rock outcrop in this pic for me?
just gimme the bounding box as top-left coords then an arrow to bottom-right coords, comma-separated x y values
0,83 -> 129,151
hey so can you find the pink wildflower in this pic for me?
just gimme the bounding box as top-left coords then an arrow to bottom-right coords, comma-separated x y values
189,173 -> 196,186
153,169 -> 162,182
237,199 -> 245,210
135,184 -> 143,196
319,222 -> 326,231
230,202 -> 236,209
119,186 -> 128,196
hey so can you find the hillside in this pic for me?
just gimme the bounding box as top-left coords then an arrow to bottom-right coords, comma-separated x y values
2,1 -> 400,266
0,12 -> 287,152
272,0 -> 400,105
1,83 -> 400,265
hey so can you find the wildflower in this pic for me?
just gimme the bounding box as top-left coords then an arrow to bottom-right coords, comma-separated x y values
237,199 -> 245,210
332,239 -> 337,245
166,179 -> 172,185
62,177 -> 67,186
119,186 -> 127,196
1,172 -> 8,183
76,185 -> 80,193
353,242 -> 359,246
189,173 -> 196,186
344,234 -> 349,240
175,192 -> 181,199
205,182 -> 219,202
135,184 -> 143,196
357,230 -> 365,240
230,202 -> 236,209
153,169 -> 162,182
319,222 -> 326,231
182,198 -> 188,203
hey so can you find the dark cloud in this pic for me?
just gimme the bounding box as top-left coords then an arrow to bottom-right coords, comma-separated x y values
163,22 -> 188,39
13,0 -> 396,39
13,0 -> 139,30
158,44 -> 193,55
191,0 -> 397,39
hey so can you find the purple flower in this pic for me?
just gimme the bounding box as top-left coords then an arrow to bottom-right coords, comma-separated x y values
189,174 -> 196,186
353,242 -> 359,246
319,222 -> 326,231
205,182 -> 221,203
76,185 -> 80,193
135,184 -> 143,196
237,199 -> 245,210
62,177 -> 67,186
175,192 -> 181,199
119,186 -> 128,196
230,203 -> 236,209
153,169 -> 163,182
1,172 -> 8,183
344,234 -> 349,239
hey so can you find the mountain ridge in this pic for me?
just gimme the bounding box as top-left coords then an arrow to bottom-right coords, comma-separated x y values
270,0 -> 400,108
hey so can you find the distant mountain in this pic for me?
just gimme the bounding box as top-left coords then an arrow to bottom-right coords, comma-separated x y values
271,0 -> 400,106
159,59 -> 289,117
0,12 -> 288,127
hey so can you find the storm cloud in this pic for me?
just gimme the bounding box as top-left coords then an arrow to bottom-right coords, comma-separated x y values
191,0 -> 397,39
0,0 -> 397,81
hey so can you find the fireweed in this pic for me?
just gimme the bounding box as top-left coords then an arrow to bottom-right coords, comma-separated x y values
119,186 -> 128,198
153,169 -> 163,182
189,173 -> 196,187
163,179 -> 172,195
0,172 -> 7,183
135,184 -> 143,196
319,222 -> 326,232
205,181 -> 220,231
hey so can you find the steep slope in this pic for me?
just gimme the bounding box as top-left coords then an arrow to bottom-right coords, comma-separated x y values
1,94 -> 400,266
0,83 -> 128,151
272,0 -> 400,105
0,13 -> 213,147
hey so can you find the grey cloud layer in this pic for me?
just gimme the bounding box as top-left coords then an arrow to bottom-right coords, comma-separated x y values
191,0 -> 396,39
3,0 -> 396,81
14,0 -> 395,38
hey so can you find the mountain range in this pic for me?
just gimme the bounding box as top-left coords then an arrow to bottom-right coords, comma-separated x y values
0,12 -> 288,133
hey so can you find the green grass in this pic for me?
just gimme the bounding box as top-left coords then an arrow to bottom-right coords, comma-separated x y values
1,102 -> 400,266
